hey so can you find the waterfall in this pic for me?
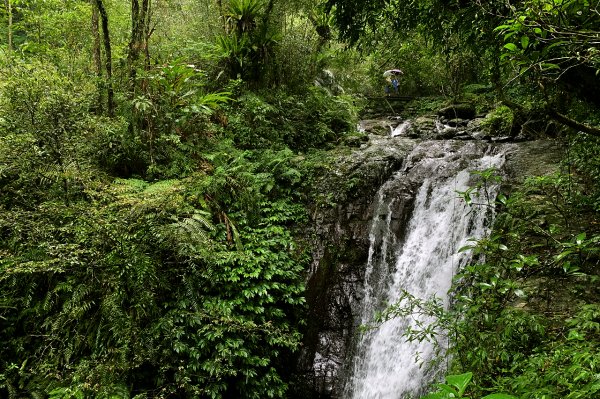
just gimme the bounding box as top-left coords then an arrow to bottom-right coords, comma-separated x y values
391,121 -> 412,137
343,141 -> 507,399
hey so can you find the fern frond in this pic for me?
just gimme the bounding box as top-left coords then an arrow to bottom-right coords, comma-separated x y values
156,211 -> 216,257
221,212 -> 244,251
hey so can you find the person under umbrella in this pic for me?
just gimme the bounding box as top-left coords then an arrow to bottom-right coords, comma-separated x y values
383,69 -> 403,96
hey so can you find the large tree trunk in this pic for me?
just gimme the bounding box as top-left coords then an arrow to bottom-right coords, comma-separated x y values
91,1 -> 104,114
95,0 -> 114,116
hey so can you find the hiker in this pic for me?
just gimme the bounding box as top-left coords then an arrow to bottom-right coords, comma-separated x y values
385,76 -> 392,96
383,69 -> 403,96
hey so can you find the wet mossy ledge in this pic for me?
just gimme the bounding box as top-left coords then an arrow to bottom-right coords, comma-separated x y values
358,96 -> 564,143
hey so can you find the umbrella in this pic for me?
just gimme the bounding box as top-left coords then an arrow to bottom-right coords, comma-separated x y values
383,69 -> 403,77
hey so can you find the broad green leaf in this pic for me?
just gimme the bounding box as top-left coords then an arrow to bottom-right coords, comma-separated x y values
437,383 -> 459,396
521,35 -> 529,49
504,43 -> 518,52
458,244 -> 475,253
556,250 -> 573,261
445,372 -> 473,396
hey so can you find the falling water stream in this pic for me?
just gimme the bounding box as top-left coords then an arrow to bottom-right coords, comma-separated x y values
343,140 -> 507,399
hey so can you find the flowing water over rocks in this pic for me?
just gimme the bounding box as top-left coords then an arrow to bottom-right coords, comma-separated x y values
343,141 -> 505,398
292,117 -> 563,399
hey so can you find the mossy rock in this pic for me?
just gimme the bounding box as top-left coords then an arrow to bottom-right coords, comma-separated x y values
412,116 -> 437,136
343,133 -> 369,147
481,105 -> 514,137
358,119 -> 392,136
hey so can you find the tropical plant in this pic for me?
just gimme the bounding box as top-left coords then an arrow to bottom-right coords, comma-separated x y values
422,372 -> 518,399
216,0 -> 280,82
0,144 -> 309,398
95,62 -> 231,179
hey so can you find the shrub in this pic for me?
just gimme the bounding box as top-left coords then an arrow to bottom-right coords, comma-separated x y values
0,60 -> 96,204
226,87 -> 357,151
481,105 -> 514,136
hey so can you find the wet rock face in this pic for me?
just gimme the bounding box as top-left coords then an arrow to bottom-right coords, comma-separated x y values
293,139 -> 484,398
292,117 -> 563,398
392,114 -> 536,142
292,137 -> 416,398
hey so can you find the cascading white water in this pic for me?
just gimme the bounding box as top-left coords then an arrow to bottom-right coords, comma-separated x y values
344,141 -> 507,399
392,121 -> 412,137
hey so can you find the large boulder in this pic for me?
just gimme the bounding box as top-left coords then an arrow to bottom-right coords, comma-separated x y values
411,116 -> 437,136
437,103 -> 477,120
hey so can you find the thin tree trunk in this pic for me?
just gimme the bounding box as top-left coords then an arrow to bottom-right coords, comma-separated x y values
142,0 -> 151,72
128,0 -> 151,94
262,0 -> 275,29
128,0 -> 140,94
5,0 -> 12,58
95,0 -> 114,116
127,0 -> 153,146
216,0 -> 227,32
91,1 -> 104,114
549,109 -> 600,138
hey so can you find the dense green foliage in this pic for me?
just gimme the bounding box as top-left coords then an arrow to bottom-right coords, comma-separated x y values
1,0 -> 600,397
0,61 -> 354,396
0,1 -> 359,397
442,145 -> 600,397
0,144 -> 310,398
